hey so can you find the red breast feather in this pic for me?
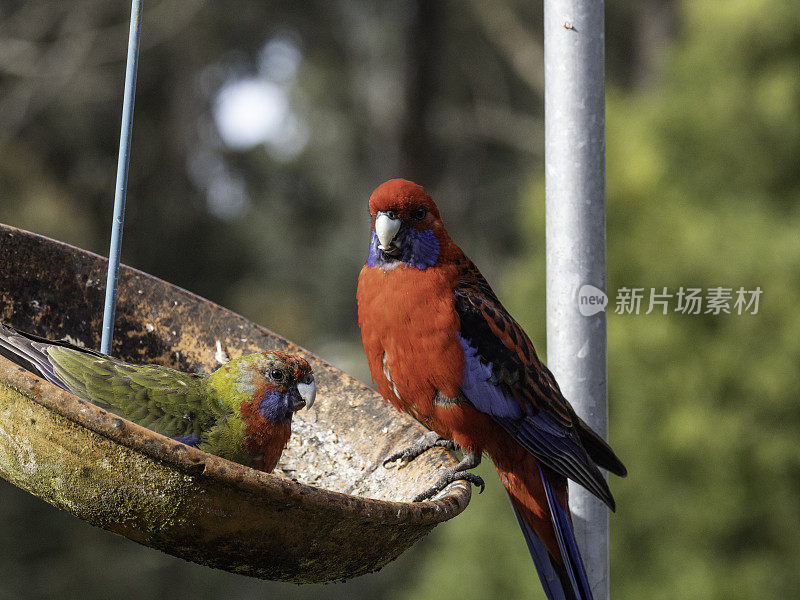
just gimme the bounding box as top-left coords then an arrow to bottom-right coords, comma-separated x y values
240,396 -> 291,472
358,261 -> 484,449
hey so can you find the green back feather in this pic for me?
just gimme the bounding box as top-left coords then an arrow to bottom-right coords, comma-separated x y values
46,346 -> 220,440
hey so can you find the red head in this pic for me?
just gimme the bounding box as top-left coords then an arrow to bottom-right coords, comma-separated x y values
369,179 -> 442,221
366,179 -> 455,269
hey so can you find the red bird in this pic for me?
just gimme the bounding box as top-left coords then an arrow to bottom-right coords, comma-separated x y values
357,179 -> 626,600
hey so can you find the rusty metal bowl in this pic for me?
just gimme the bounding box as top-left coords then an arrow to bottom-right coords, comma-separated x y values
0,223 -> 470,583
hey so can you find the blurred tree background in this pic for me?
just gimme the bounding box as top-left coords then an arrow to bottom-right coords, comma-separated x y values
0,1 -> 798,598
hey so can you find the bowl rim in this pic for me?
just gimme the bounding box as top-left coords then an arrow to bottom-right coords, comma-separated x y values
0,223 -> 472,527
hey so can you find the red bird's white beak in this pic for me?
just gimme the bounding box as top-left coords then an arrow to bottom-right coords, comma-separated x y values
375,212 -> 401,250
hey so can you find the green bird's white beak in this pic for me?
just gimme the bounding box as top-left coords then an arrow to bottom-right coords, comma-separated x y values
297,375 -> 316,409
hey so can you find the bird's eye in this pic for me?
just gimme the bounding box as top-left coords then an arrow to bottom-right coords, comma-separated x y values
412,206 -> 427,220
270,369 -> 285,382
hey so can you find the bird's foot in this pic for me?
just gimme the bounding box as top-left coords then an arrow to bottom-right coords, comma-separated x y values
413,470 -> 485,502
412,449 -> 484,502
383,430 -> 456,467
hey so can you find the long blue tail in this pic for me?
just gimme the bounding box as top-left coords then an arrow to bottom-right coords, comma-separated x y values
508,465 -> 594,600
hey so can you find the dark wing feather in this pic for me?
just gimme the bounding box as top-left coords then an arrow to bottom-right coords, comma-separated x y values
454,260 -> 623,509
0,322 -> 86,391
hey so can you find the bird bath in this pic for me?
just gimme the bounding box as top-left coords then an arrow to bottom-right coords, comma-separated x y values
0,223 -> 470,583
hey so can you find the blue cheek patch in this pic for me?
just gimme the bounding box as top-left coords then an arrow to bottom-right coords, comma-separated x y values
404,228 -> 440,269
259,390 -> 286,422
367,231 -> 381,268
366,228 -> 440,270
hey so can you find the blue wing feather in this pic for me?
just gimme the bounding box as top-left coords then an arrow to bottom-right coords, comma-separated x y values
459,335 -> 523,420
509,499 -> 574,600
173,433 -> 202,447
453,260 -> 618,510
458,333 -> 615,509
540,467 -> 595,600
449,250 -> 619,600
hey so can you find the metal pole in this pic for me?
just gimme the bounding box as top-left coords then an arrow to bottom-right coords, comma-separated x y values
101,0 -> 142,355
544,1 -> 608,599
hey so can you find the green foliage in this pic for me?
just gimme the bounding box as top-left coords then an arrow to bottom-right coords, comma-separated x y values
598,5 -> 800,597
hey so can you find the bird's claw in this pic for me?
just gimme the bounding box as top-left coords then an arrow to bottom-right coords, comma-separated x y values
413,470 -> 486,502
383,431 -> 456,467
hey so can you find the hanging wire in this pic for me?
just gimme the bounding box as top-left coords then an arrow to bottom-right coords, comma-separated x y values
101,0 -> 143,355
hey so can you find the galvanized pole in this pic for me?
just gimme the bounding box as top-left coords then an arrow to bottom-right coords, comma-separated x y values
544,1 -> 608,600
101,0 -> 142,355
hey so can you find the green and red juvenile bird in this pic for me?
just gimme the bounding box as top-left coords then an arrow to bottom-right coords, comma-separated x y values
356,179 -> 626,600
0,323 -> 315,472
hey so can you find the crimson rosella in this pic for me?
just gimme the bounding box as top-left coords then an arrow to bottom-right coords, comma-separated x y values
356,179 -> 626,600
0,322 -> 315,472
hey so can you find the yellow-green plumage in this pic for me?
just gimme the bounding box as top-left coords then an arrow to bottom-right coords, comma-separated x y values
0,323 -> 315,472
46,346 -> 216,442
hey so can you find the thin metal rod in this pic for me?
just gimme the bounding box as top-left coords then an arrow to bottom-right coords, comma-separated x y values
544,1 -> 608,599
101,0 -> 142,355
